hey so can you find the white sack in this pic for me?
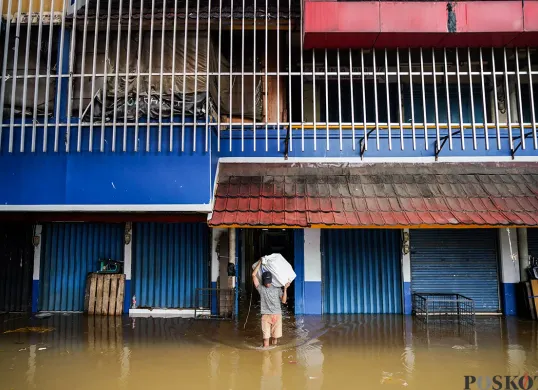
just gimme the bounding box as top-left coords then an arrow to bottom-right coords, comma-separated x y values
252,253 -> 296,288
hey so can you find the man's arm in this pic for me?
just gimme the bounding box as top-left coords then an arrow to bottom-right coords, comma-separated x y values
281,282 -> 290,304
252,259 -> 262,289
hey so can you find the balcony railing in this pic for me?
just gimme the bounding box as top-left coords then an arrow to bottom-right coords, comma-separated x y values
1,0 -> 537,157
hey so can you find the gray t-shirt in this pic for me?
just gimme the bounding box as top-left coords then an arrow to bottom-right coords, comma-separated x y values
256,285 -> 283,315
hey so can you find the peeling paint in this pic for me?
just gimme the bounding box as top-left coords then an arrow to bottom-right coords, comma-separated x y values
447,2 -> 457,33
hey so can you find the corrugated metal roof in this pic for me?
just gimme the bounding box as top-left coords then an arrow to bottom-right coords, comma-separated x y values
209,162 -> 538,228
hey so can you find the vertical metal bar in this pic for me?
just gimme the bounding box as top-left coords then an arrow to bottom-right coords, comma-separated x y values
300,5 -> 305,152
66,0 -> 79,153
491,48 -> 501,149
384,49 -> 391,150
217,0 -> 223,152
240,0 -> 245,152
157,0 -> 167,152
479,47 -> 489,150
349,49 -> 355,150
124,0 -> 135,152
9,0 -> 24,153
111,0 -> 124,153
89,0 -> 102,152
228,0 -> 234,153
100,0 -> 114,152
373,49 -> 379,150
32,0 -> 47,152
20,0 -> 36,152
432,49 -> 440,148
89,0 -> 103,152
324,48 -> 329,150
515,48 -> 525,150
361,49 -> 366,150
146,0 -> 156,152
0,0 -> 14,151
336,49 -> 342,150
467,48 -> 477,150
43,0 -> 56,152
277,0 -> 281,152
288,9 -> 292,152
408,48 -> 416,150
77,0 -> 91,152
192,0 -> 201,153
443,48 -> 452,149
312,49 -> 317,151
252,0 -> 257,152
134,0 -> 146,152
528,47 -> 537,149
503,47 -> 513,150
455,48 -> 464,150
396,48 -> 403,150
181,0 -> 189,152
264,0 -> 268,151
54,0 -> 70,152
205,0 -> 212,153
420,48 -> 428,149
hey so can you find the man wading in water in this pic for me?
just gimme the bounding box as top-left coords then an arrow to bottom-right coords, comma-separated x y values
252,259 -> 290,348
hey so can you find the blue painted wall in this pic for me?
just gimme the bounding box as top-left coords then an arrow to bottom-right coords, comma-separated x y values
293,229 -> 305,315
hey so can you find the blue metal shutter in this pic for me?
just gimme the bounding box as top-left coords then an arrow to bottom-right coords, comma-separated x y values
40,223 -> 124,311
410,229 -> 500,313
322,229 -> 402,314
529,229 -> 538,259
132,223 -> 209,309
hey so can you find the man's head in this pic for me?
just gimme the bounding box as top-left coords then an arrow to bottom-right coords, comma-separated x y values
262,271 -> 273,287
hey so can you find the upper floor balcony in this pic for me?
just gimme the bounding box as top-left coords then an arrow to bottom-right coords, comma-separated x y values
304,0 -> 538,49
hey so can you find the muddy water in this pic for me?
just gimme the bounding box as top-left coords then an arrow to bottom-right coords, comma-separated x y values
0,312 -> 537,390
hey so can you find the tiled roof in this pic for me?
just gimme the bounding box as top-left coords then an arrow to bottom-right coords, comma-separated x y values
209,162 -> 538,227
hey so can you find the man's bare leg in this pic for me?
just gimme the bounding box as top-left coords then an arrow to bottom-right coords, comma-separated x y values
263,338 -> 270,348
271,338 -> 278,346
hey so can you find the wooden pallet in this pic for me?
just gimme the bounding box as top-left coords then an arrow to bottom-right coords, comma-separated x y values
84,273 -> 125,316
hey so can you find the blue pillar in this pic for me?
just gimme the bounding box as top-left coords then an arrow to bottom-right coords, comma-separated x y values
294,229 -> 305,315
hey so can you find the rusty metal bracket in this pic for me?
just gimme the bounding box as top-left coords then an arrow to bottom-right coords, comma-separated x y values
359,129 -> 377,159
510,131 -> 535,160
434,130 -> 462,161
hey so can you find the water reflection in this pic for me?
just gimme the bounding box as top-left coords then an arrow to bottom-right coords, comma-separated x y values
1,313 -> 537,389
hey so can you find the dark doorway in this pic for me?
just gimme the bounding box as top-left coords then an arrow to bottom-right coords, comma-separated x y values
243,229 -> 295,311
0,223 -> 34,312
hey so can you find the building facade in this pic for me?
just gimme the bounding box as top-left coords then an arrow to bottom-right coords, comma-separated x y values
1,0 -> 538,316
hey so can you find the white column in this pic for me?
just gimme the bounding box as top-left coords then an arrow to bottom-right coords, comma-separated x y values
31,224 -> 42,313
499,228 -> 520,316
304,228 -> 322,315
402,229 -> 412,315
517,228 -> 529,282
124,222 -> 133,312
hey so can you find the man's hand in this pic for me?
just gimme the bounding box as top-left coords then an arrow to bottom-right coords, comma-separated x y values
284,282 -> 291,290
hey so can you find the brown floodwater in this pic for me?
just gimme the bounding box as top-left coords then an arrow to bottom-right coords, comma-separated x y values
0,311 -> 537,390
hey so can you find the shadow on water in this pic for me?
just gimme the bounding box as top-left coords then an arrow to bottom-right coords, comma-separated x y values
1,312 -> 538,389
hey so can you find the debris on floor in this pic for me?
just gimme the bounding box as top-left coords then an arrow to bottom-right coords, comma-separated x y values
3,327 -> 55,334
34,313 -> 52,319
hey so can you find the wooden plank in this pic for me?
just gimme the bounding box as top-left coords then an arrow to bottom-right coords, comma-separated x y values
84,273 -> 91,313
96,275 -> 104,316
102,274 -> 111,316
109,275 -> 118,316
116,275 -> 125,315
88,274 -> 97,315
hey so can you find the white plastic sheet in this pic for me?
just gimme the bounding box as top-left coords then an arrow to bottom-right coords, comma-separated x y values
252,253 -> 296,288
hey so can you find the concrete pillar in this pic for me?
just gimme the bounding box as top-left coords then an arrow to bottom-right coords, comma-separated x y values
123,222 -> 133,313
211,228 -> 226,315
499,228 -> 520,316
517,228 -> 529,282
304,228 -> 322,315
31,224 -> 42,313
402,229 -> 412,315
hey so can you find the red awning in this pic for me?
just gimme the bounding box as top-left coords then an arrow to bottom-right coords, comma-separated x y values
209,162 -> 538,228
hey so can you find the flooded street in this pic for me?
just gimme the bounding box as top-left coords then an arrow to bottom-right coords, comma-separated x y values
1,313 -> 537,390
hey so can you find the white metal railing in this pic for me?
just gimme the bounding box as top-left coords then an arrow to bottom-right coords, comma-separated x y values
1,0 -> 537,155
